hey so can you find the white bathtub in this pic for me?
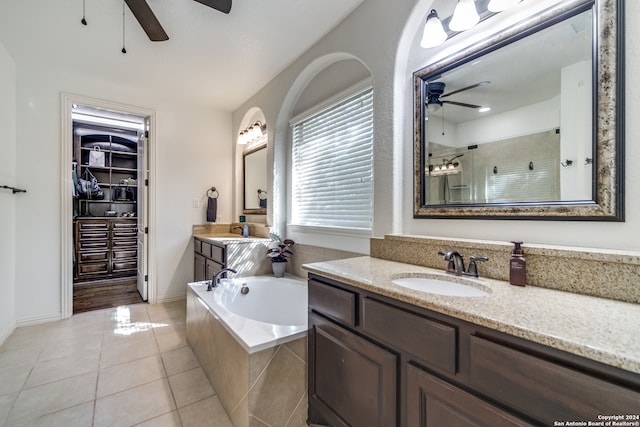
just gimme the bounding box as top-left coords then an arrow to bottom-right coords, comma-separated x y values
187,275 -> 308,353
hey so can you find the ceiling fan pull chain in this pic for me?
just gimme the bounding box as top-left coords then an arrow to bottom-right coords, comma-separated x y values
121,1 -> 127,54
81,0 -> 87,25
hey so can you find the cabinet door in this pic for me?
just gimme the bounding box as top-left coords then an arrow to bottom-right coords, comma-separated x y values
194,253 -> 206,282
406,364 -> 534,427
308,313 -> 397,427
205,259 -> 223,282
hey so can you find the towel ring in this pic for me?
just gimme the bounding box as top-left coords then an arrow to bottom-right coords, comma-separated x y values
207,187 -> 219,198
257,189 -> 267,200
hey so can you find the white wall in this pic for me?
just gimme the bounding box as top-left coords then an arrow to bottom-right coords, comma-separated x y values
456,96 -> 560,146
0,41 -> 16,341
13,65 -> 231,322
234,0 -> 640,253
232,0 -> 418,253
560,60 -> 592,200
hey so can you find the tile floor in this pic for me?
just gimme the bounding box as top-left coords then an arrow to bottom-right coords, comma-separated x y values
0,300 -> 235,427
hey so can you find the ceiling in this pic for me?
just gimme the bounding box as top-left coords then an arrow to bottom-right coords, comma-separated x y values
0,0 -> 365,111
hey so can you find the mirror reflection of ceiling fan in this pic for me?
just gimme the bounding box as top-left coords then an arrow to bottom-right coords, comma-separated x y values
124,0 -> 232,41
426,81 -> 490,113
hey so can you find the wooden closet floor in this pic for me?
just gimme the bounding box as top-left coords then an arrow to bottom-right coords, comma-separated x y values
73,278 -> 144,314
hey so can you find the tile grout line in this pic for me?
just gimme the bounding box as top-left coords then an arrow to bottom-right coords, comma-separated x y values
149,304 -> 184,427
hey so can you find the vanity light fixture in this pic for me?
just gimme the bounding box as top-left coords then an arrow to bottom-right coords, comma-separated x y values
487,0 -> 522,12
421,0 -> 523,49
238,121 -> 267,145
420,10 -> 448,49
449,0 -> 480,32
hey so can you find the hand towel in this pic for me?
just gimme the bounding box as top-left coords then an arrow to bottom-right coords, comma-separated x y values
206,196 -> 217,222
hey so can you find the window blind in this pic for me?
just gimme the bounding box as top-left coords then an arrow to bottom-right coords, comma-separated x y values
291,86 -> 373,230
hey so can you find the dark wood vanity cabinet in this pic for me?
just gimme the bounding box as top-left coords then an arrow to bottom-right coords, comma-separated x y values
193,238 -> 226,282
74,218 -> 137,282
307,273 -> 640,427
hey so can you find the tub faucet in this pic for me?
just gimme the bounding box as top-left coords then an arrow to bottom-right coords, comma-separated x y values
438,250 -> 465,276
207,268 -> 237,291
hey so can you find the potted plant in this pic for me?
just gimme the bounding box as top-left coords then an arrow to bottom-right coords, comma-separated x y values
267,233 -> 294,278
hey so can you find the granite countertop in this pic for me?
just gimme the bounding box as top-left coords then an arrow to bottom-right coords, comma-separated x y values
302,256 -> 640,375
193,233 -> 271,244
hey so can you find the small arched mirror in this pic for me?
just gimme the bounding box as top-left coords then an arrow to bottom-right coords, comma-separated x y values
413,0 -> 624,220
243,143 -> 267,215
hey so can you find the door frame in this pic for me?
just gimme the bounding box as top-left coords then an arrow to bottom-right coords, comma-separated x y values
60,93 -> 158,318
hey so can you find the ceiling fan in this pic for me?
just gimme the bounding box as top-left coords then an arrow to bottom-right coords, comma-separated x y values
426,81 -> 490,112
124,0 -> 232,41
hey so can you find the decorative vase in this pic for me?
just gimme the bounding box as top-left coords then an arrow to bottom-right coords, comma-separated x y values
272,261 -> 286,278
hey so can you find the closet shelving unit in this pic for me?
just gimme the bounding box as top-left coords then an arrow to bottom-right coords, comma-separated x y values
73,126 -> 139,283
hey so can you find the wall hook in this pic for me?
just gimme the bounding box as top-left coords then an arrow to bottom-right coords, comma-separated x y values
585,157 -> 593,165
561,159 -> 574,167
493,166 -> 498,174
528,161 -> 534,171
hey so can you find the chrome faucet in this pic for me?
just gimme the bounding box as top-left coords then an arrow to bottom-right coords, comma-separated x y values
207,268 -> 237,291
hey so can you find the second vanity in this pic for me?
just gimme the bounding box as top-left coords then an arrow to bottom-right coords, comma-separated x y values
303,257 -> 640,427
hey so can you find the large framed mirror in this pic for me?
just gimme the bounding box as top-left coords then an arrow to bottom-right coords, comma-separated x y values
243,143 -> 268,215
414,0 -> 624,220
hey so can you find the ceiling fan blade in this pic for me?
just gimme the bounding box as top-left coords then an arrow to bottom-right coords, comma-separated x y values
441,81 -> 490,98
443,100 -> 483,109
124,0 -> 169,41
193,0 -> 232,14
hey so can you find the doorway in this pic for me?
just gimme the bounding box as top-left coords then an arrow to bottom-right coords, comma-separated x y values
61,94 -> 156,318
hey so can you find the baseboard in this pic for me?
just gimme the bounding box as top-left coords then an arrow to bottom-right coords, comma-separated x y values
16,313 -> 62,328
0,321 -> 16,346
156,292 -> 187,304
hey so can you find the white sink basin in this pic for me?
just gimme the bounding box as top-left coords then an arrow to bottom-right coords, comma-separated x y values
391,277 -> 490,297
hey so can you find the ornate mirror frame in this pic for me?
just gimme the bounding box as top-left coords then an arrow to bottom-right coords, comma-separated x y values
413,0 -> 624,220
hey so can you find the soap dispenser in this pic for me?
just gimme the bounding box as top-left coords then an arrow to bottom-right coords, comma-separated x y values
509,241 -> 526,286
242,223 -> 249,238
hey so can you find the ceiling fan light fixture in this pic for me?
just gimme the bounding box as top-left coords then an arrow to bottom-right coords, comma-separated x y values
427,102 -> 443,114
449,0 -> 480,32
487,0 -> 522,12
421,10 -> 448,49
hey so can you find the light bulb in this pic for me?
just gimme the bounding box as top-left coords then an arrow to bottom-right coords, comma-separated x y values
449,0 -> 480,32
487,0 -> 521,12
420,10 -> 447,49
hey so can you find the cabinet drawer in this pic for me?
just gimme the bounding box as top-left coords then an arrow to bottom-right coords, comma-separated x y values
79,230 -> 109,240
78,240 -> 109,251
112,249 -> 137,260
113,230 -> 137,238
199,241 -> 212,258
210,244 -> 225,264
362,298 -> 457,374
77,221 -> 109,231
308,279 -> 357,327
469,335 -> 640,424
113,260 -> 137,272
78,251 -> 109,263
113,221 -> 136,229
77,262 -> 109,276
112,239 -> 136,249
